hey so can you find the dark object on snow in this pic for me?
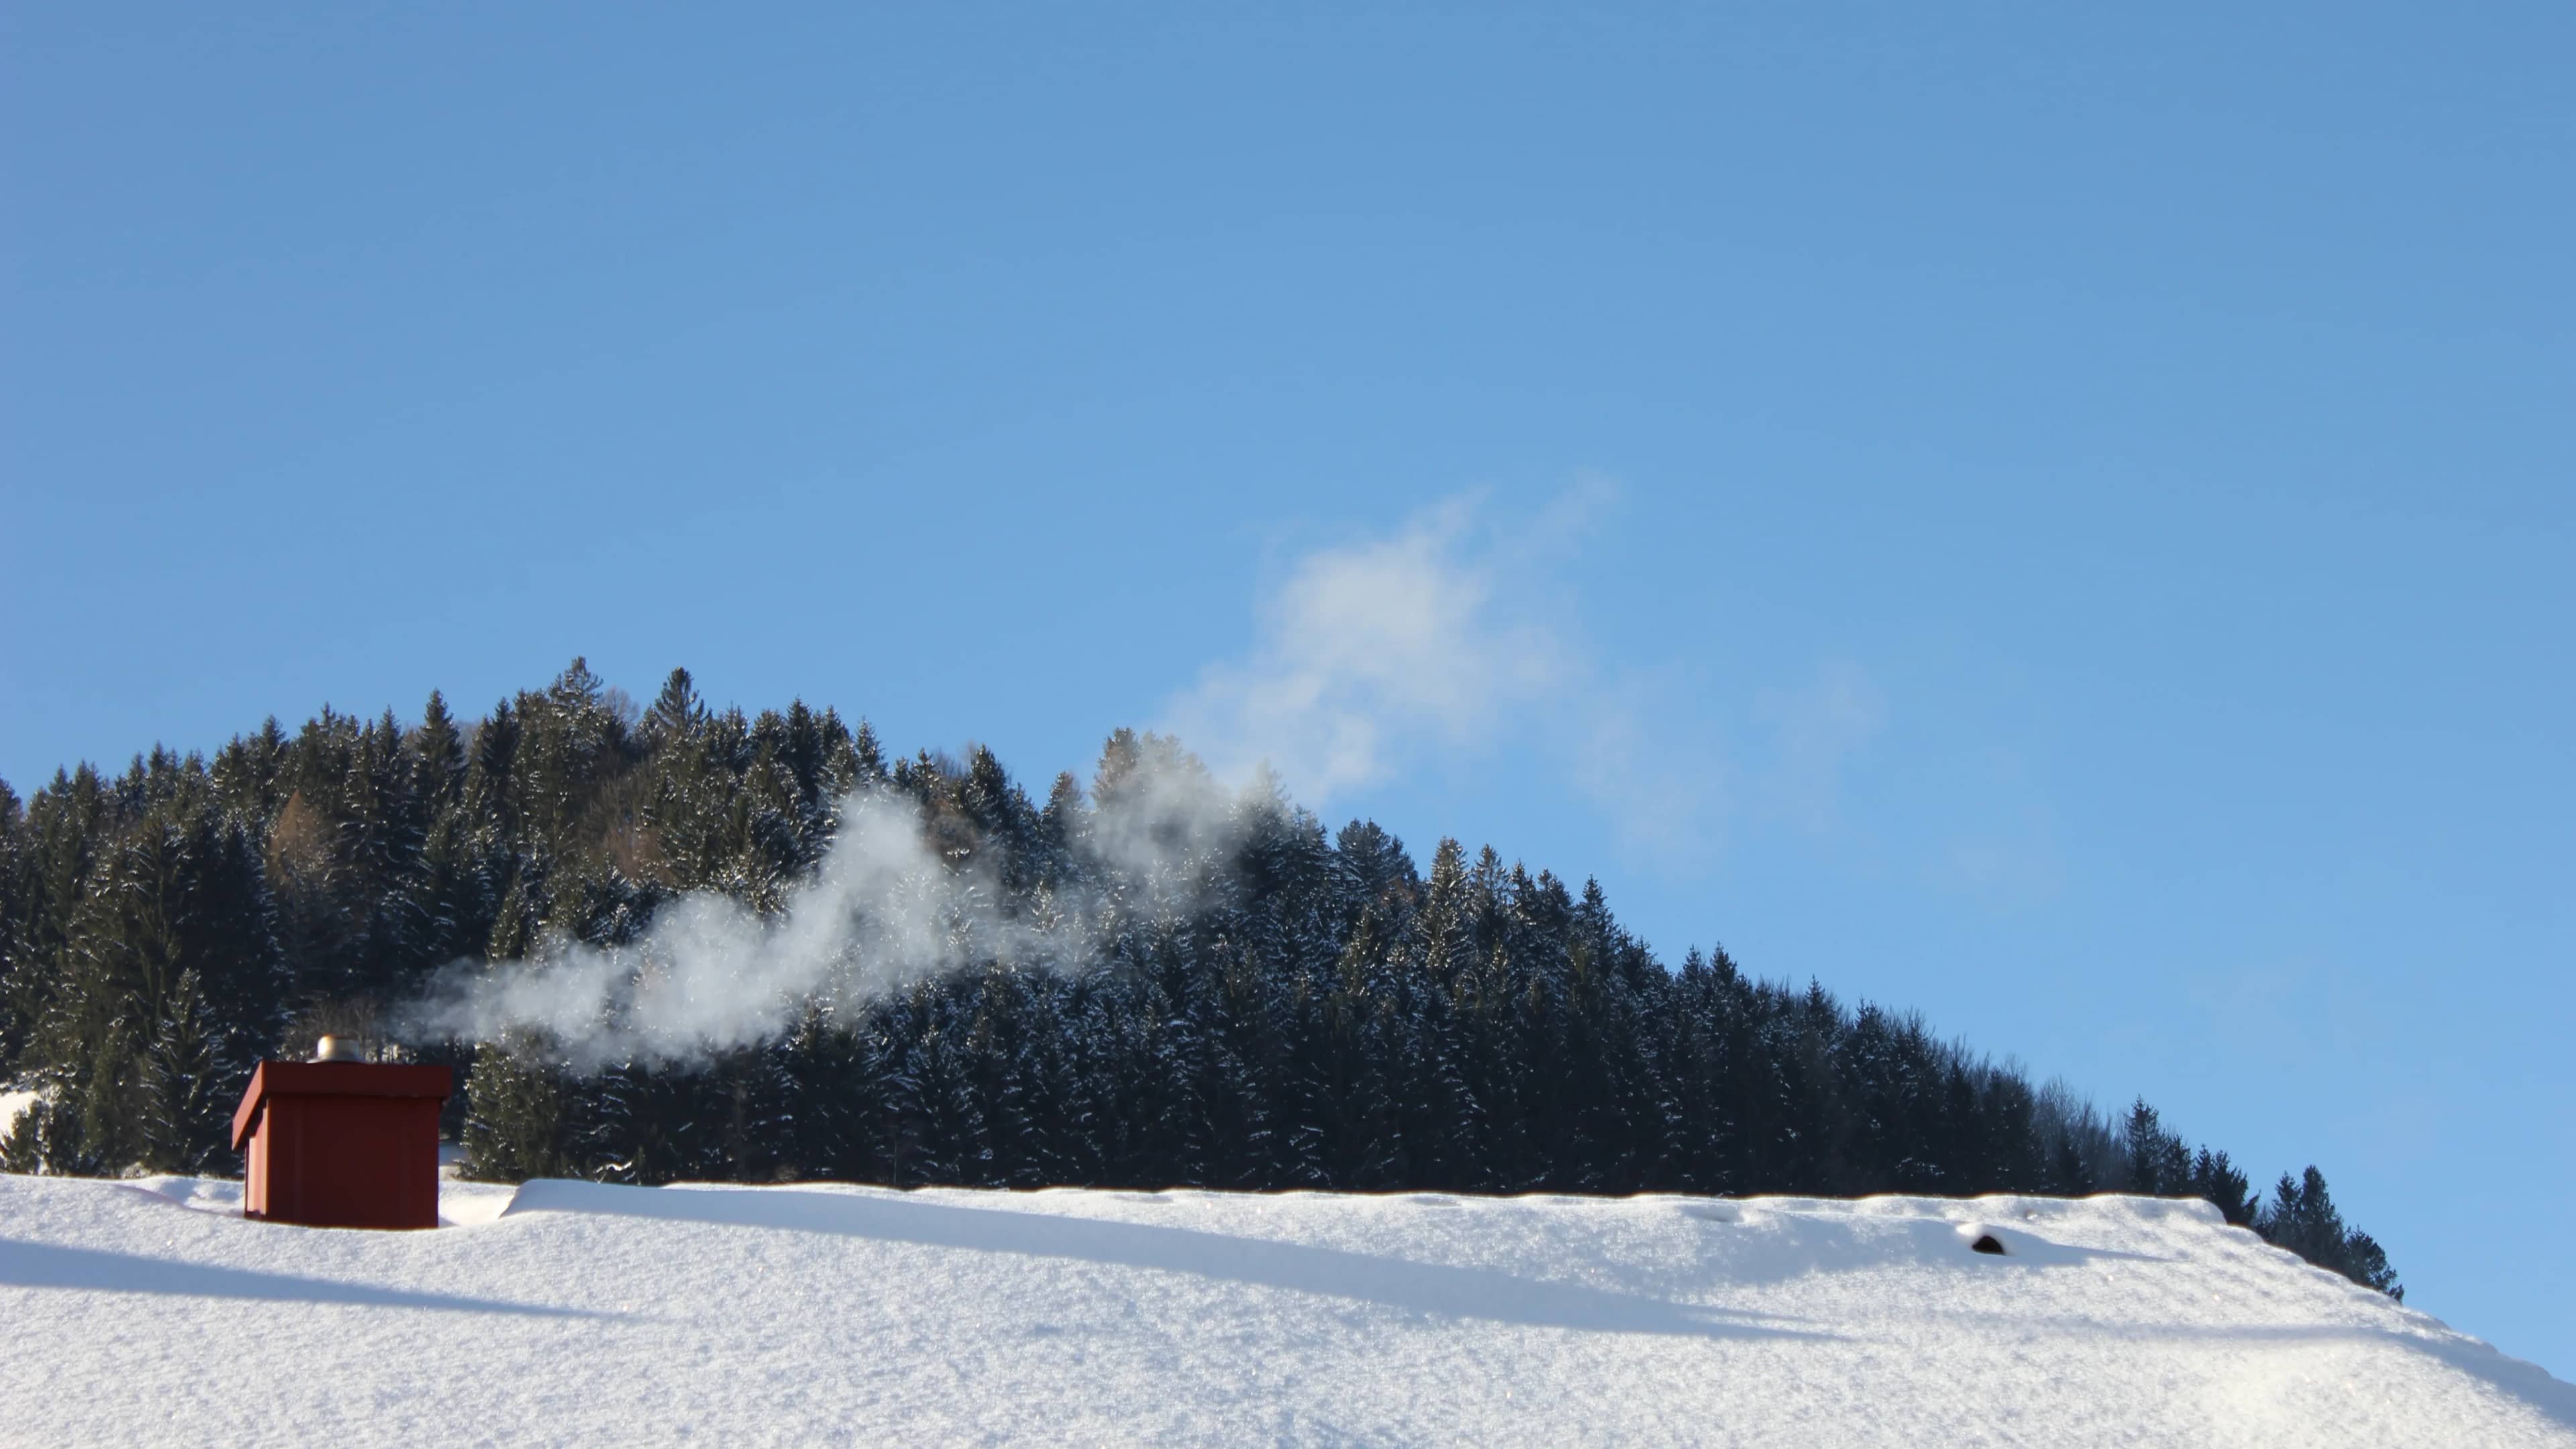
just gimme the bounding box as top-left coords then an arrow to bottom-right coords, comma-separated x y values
1970,1234 -> 2007,1255
230,1057 -> 452,1230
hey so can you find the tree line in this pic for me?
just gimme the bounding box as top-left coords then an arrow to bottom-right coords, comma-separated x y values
0,661 -> 2401,1297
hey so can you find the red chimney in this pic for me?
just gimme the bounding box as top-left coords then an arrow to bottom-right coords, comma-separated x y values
229,1046 -> 453,1230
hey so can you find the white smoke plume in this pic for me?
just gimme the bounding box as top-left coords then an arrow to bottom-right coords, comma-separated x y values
405,761 -> 1263,1071
1161,490 -> 1579,805
412,482 -> 1868,1067
1161,479 -> 1730,849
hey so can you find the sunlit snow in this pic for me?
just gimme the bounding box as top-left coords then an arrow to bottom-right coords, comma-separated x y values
2,1173 -> 2568,1446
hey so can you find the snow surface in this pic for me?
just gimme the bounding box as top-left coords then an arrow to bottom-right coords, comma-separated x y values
1,1173 -> 2568,1447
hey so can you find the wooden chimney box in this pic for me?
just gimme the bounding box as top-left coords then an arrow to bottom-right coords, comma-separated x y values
229,1061 -> 453,1230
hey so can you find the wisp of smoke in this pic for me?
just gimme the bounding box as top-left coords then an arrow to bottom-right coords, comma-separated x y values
402,759 -> 1268,1073
1158,480 -> 1736,853
1160,493 -> 1570,804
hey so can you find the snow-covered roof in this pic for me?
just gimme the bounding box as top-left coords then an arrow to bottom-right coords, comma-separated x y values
2,1173 -> 2567,1446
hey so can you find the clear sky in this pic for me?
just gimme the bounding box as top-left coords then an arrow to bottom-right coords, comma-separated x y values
5,3 -> 2569,1377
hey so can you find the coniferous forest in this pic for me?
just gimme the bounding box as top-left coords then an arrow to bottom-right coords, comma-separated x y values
0,661 -> 2401,1297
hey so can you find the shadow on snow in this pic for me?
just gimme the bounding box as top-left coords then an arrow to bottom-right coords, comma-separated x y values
0,1237 -> 611,1319
503,1179 -> 1832,1342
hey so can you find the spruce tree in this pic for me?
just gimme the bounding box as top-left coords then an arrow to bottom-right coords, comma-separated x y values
413,691 -> 468,812
139,967 -> 229,1174
2121,1099 -> 2193,1195
642,668 -> 710,751
462,1037 -> 577,1181
2258,1167 -> 2403,1299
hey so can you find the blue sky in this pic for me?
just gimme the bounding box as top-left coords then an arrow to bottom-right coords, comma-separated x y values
5,4 -> 2569,1375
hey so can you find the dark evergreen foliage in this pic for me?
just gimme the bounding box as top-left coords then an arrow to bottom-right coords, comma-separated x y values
0,662 -> 2400,1299
2255,1166 -> 2405,1301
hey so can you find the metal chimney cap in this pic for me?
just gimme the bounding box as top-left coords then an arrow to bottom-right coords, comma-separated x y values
313,1035 -> 362,1063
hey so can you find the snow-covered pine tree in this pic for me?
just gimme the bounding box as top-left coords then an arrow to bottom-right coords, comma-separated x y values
139,966 -> 227,1174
